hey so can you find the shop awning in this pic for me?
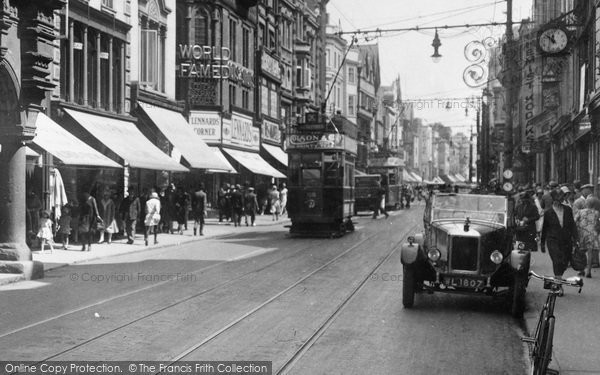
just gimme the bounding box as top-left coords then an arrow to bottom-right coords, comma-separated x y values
209,147 -> 237,173
138,103 -> 232,171
452,173 -> 466,183
64,108 -> 188,172
409,171 -> 423,182
32,113 -> 121,168
25,147 -> 40,158
453,173 -> 465,182
222,148 -> 286,178
439,175 -> 453,184
402,169 -> 415,183
262,144 -> 288,167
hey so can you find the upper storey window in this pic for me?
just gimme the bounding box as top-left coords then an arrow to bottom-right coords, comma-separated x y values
139,0 -> 169,93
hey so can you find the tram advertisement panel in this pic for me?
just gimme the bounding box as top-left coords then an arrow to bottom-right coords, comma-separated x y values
287,133 -> 357,154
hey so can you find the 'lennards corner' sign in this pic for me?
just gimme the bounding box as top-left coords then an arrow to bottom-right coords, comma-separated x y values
177,45 -> 254,87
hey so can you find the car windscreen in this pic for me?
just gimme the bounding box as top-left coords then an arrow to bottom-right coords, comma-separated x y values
432,194 -> 507,225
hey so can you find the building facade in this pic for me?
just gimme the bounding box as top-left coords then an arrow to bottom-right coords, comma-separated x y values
0,0 -> 66,277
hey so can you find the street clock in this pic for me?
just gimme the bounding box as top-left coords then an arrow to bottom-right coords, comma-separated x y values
538,26 -> 569,54
503,169 -> 513,179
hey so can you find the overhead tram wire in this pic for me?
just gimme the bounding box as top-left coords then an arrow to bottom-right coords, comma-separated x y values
334,20 -> 529,38
322,34 -> 358,120
338,1 -> 503,32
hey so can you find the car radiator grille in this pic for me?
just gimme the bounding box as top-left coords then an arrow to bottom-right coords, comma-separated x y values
450,237 -> 479,271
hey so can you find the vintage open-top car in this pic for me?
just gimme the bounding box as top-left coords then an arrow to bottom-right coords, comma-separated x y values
400,192 -> 531,317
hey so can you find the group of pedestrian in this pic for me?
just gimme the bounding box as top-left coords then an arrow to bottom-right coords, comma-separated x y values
217,182 -> 287,225
29,180 -> 214,252
514,180 -> 599,295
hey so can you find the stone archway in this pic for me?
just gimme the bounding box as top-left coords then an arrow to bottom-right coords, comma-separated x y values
0,59 -> 33,269
0,61 -> 20,127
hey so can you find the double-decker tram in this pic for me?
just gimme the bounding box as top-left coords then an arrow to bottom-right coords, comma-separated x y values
286,113 -> 358,237
368,157 -> 403,210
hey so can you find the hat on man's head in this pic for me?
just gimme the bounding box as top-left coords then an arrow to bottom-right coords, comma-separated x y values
560,186 -> 571,194
548,181 -> 559,188
150,192 -> 159,199
248,187 -> 254,191
581,183 -> 594,190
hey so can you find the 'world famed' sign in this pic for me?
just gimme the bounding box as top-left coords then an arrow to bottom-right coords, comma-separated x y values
177,45 -> 254,87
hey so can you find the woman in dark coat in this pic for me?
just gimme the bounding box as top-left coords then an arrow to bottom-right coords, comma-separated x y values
79,191 -> 100,251
514,190 -> 540,252
541,189 -> 578,294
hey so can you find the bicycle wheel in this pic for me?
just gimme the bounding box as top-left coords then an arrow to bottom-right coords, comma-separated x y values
531,307 -> 548,355
532,314 -> 553,375
538,316 -> 555,374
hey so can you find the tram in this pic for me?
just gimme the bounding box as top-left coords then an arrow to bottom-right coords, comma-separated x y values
286,113 -> 357,237
368,157 -> 403,210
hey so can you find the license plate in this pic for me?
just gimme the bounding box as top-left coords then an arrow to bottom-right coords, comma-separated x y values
444,276 -> 485,289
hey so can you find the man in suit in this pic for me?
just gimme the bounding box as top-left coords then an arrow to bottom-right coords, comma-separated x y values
541,189 -> 578,294
244,187 -> 259,226
191,183 -> 207,236
120,186 -> 141,244
230,184 -> 244,227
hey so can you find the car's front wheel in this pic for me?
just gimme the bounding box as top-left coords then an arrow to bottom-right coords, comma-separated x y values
403,265 -> 416,308
511,273 -> 527,318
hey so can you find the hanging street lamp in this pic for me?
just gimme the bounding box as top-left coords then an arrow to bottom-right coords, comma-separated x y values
431,28 -> 442,63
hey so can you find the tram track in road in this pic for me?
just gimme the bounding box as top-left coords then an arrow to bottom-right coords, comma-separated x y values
164,218 -> 420,374
15,236 -> 328,362
276,222 -> 419,375
1,214 -> 401,361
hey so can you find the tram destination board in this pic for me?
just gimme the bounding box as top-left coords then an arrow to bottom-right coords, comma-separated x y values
297,122 -> 327,132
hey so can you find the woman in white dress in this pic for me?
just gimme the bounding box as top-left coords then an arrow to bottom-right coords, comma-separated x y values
144,191 -> 161,246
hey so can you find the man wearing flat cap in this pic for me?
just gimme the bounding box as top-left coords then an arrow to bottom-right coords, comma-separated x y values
573,183 -> 594,216
515,189 -> 540,252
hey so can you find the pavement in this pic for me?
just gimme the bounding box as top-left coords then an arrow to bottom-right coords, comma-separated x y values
0,214 -> 290,284
524,250 -> 600,375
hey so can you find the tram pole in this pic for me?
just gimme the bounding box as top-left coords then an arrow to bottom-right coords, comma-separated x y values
503,0 -> 514,171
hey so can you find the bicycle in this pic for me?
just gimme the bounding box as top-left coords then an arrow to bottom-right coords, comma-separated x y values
521,271 -> 584,375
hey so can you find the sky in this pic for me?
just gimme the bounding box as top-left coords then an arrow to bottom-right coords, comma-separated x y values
327,0 -> 533,134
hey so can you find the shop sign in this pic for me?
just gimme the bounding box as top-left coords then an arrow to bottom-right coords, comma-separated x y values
262,119 -> 281,143
558,131 -> 574,150
369,157 -> 404,167
576,116 -> 592,140
530,110 -> 557,140
261,51 -> 281,80
224,113 -> 259,151
596,15 -> 600,90
188,111 -> 221,142
177,45 -> 232,79
522,33 -> 541,148
227,61 -> 255,88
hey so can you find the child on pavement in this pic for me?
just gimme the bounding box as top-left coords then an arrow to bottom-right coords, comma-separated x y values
37,210 -> 54,254
57,205 -> 72,250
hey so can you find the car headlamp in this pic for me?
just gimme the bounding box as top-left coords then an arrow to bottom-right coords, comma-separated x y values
427,248 -> 441,261
517,242 -> 525,250
490,250 -> 503,264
